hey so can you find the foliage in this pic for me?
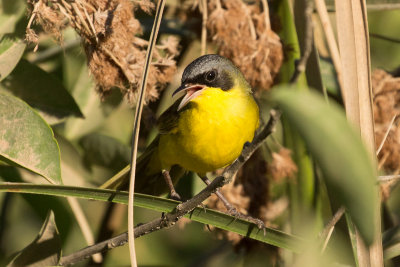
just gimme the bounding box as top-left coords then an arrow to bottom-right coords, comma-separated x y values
0,0 -> 400,266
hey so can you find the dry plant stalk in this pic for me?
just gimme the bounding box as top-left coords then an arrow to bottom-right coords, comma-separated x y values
335,0 -> 382,265
373,69 -> 400,174
26,0 -> 179,104
207,0 -> 283,93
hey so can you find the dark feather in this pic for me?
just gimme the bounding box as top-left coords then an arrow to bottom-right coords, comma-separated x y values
157,96 -> 183,134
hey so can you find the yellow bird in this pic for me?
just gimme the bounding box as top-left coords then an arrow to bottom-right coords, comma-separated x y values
103,54 -> 259,198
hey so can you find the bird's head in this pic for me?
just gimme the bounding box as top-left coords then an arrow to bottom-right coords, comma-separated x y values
172,54 -> 251,111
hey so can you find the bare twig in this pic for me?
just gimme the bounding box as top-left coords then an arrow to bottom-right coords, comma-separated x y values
370,32 -> 400,44
71,2 -> 92,35
247,10 -> 257,40
26,1 -> 40,52
59,110 -> 282,266
261,0 -> 271,31
82,4 -> 98,43
379,175 -> 400,182
376,114 -> 398,156
26,1 -> 39,29
319,206 -> 345,252
289,1 -> 314,84
102,46 -> 132,83
127,1 -> 166,266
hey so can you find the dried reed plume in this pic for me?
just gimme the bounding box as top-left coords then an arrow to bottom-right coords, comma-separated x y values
26,0 -> 179,104
207,0 -> 283,93
373,69 -> 400,174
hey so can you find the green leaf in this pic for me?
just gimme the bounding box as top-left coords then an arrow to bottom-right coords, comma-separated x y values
0,37 -> 25,82
0,182 -> 302,252
1,59 -> 83,125
382,224 -> 400,260
7,210 -> 61,267
319,57 -> 340,97
270,87 -> 378,245
0,91 -> 62,184
80,133 -> 130,171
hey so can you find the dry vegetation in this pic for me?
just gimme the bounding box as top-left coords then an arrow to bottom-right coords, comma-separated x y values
27,0 -> 178,104
2,0 -> 400,266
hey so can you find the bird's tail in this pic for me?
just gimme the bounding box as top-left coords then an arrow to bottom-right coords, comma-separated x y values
100,136 -> 184,196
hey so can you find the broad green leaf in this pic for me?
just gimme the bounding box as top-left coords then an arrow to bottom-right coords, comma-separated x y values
80,133 -> 130,171
271,87 -> 378,245
382,224 -> 400,260
0,182 -> 302,252
0,91 -> 62,184
7,210 -> 61,267
0,37 -> 25,82
1,60 -> 83,125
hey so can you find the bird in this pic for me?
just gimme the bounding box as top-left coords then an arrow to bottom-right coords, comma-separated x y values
102,54 -> 260,200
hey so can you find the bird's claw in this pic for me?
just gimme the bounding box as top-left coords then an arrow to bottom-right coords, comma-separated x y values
226,207 -> 266,235
170,191 -> 182,201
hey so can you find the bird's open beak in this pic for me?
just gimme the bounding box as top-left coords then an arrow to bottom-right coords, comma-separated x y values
173,84 -> 205,111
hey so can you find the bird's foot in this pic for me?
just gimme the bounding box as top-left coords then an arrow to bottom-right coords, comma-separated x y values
226,206 -> 266,234
170,190 -> 182,201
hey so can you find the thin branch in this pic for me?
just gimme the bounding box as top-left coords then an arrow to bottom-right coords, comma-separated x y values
289,1 -> 314,84
261,0 -> 271,31
376,114 -> 398,156
26,1 -> 39,29
71,2 -> 92,35
247,11 -> 257,40
127,1 -> 166,267
370,32 -> 400,44
59,110 -> 282,266
319,206 -> 345,252
379,175 -> 400,182
31,38 -> 81,64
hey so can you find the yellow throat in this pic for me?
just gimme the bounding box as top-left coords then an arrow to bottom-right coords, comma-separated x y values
158,82 -> 259,174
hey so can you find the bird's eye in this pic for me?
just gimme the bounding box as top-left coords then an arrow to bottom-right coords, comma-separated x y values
205,70 -> 217,82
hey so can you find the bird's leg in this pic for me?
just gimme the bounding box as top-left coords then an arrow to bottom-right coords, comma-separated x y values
200,176 -> 266,231
199,176 -> 238,213
162,170 -> 181,201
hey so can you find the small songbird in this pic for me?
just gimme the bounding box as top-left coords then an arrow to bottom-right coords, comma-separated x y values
102,54 -> 260,198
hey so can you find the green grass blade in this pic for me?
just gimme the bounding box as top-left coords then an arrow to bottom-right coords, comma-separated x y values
271,87 -> 378,245
0,182 -> 302,252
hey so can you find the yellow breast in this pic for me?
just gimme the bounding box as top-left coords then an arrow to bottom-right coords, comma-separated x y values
158,85 -> 259,174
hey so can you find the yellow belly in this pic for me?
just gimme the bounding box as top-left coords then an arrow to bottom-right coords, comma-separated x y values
158,86 -> 259,174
